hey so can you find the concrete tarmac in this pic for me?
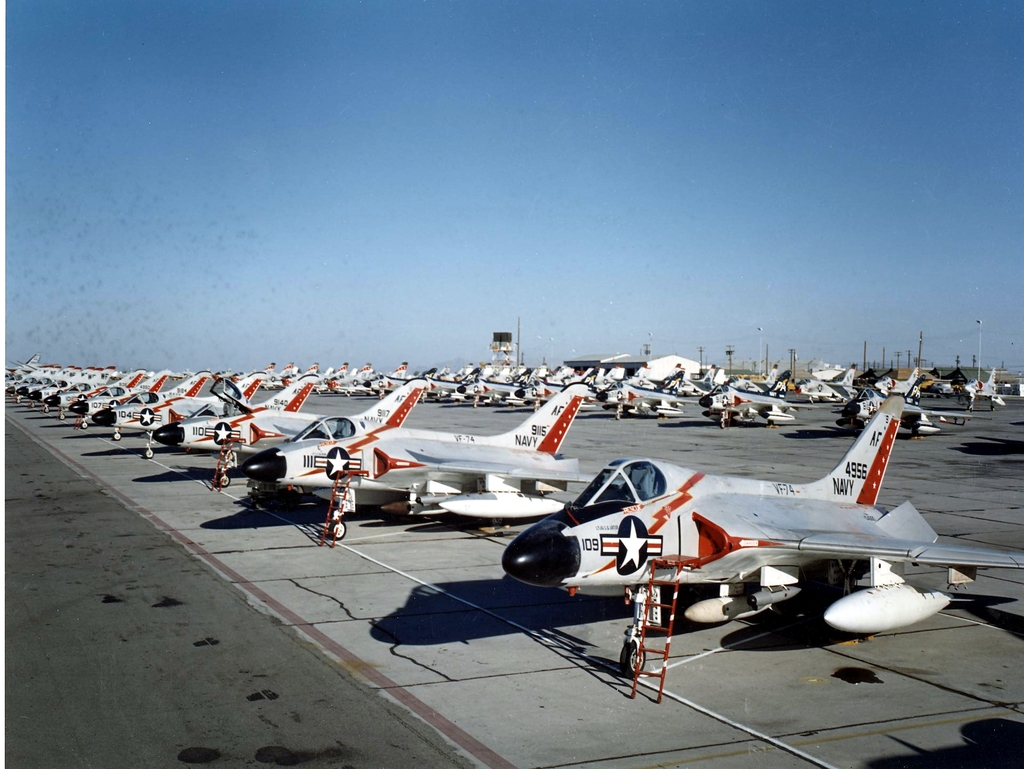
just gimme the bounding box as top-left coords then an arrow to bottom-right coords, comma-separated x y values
6,390 -> 1024,768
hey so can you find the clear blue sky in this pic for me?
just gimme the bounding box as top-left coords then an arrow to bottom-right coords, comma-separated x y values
7,1 -> 1022,374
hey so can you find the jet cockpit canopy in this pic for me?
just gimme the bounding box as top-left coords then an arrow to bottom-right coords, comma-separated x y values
291,417 -> 358,443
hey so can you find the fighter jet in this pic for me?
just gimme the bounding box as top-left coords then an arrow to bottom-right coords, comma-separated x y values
794,365 -> 858,403
49,368 -> 151,418
89,370 -> 217,454
697,370 -> 805,426
837,377 -> 971,436
153,374 -> 421,465
240,383 -> 592,521
502,396 -> 1024,675
149,376 -> 331,460
962,369 -> 1005,411
594,368 -> 692,419
66,370 -> 172,424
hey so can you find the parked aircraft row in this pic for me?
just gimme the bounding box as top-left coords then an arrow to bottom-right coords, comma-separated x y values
10,352 -> 1022,682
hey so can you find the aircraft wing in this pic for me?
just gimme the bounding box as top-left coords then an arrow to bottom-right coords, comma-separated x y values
786,534 -> 1024,569
404,450 -> 589,484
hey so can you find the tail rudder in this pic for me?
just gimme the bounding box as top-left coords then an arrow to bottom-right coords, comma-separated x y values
804,395 -> 903,505
180,371 -> 212,398
147,371 -> 172,392
355,378 -> 425,428
490,383 -> 588,453
840,365 -> 856,387
281,373 -> 320,412
239,373 -> 264,401
906,376 -> 926,405
768,370 -> 791,398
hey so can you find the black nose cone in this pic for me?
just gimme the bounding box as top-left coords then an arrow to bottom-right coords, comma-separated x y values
92,408 -> 116,426
153,422 -> 185,446
44,394 -> 61,406
240,449 -> 287,483
698,394 -> 712,408
841,401 -> 860,419
502,519 -> 581,587
68,400 -> 90,415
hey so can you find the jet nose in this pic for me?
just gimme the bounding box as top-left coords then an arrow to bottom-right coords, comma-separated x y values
68,400 -> 90,415
28,390 -> 43,401
841,402 -> 860,419
16,386 -> 30,396
153,422 -> 185,447
595,390 -> 610,403
698,394 -> 712,408
456,385 -> 468,394
44,394 -> 61,406
502,519 -> 581,587
240,449 -> 287,483
92,408 -> 116,427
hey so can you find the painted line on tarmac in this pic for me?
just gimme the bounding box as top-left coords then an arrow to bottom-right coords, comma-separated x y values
338,545 -> 839,769
7,414 -> 517,769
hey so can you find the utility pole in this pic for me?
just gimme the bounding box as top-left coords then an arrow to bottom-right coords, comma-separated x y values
516,317 -> 521,366
917,331 -> 923,371
862,341 -> 867,371
882,347 -> 886,372
698,346 -> 704,372
725,346 -> 734,377
896,351 -> 902,370
976,319 -> 982,379
789,349 -> 797,377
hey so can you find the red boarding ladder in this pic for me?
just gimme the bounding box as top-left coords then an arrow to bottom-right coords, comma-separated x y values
319,470 -> 368,547
631,557 -> 685,703
211,439 -> 238,491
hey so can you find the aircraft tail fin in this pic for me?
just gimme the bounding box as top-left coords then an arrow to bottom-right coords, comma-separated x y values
764,365 -> 779,387
803,395 -> 903,506
280,373 -> 319,412
905,376 -> 927,406
489,384 -> 589,453
767,370 -> 791,398
840,365 -> 856,387
355,379 -> 425,428
146,370 -> 174,392
178,371 -> 212,398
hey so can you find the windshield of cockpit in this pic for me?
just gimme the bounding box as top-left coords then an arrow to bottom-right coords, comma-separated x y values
294,417 -> 357,442
574,460 -> 667,508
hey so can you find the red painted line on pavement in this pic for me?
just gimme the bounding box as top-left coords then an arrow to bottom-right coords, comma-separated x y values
8,415 -> 518,769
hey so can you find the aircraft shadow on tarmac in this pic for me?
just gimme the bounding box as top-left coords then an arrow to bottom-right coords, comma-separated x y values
867,717 -> 1024,769
369,577 -> 629,648
202,504 -> 327,530
781,427 -> 854,440
133,468 -> 218,484
951,437 -> 1024,456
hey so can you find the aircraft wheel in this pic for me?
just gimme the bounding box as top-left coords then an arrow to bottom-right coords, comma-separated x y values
219,473 -> 231,489
80,421 -> 88,430
333,521 -> 347,541
59,413 -> 66,421
144,447 -> 154,459
43,405 -> 50,413
619,638 -> 645,677
112,432 -> 121,441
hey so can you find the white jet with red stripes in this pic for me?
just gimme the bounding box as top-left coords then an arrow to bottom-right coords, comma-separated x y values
503,396 -> 1024,675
